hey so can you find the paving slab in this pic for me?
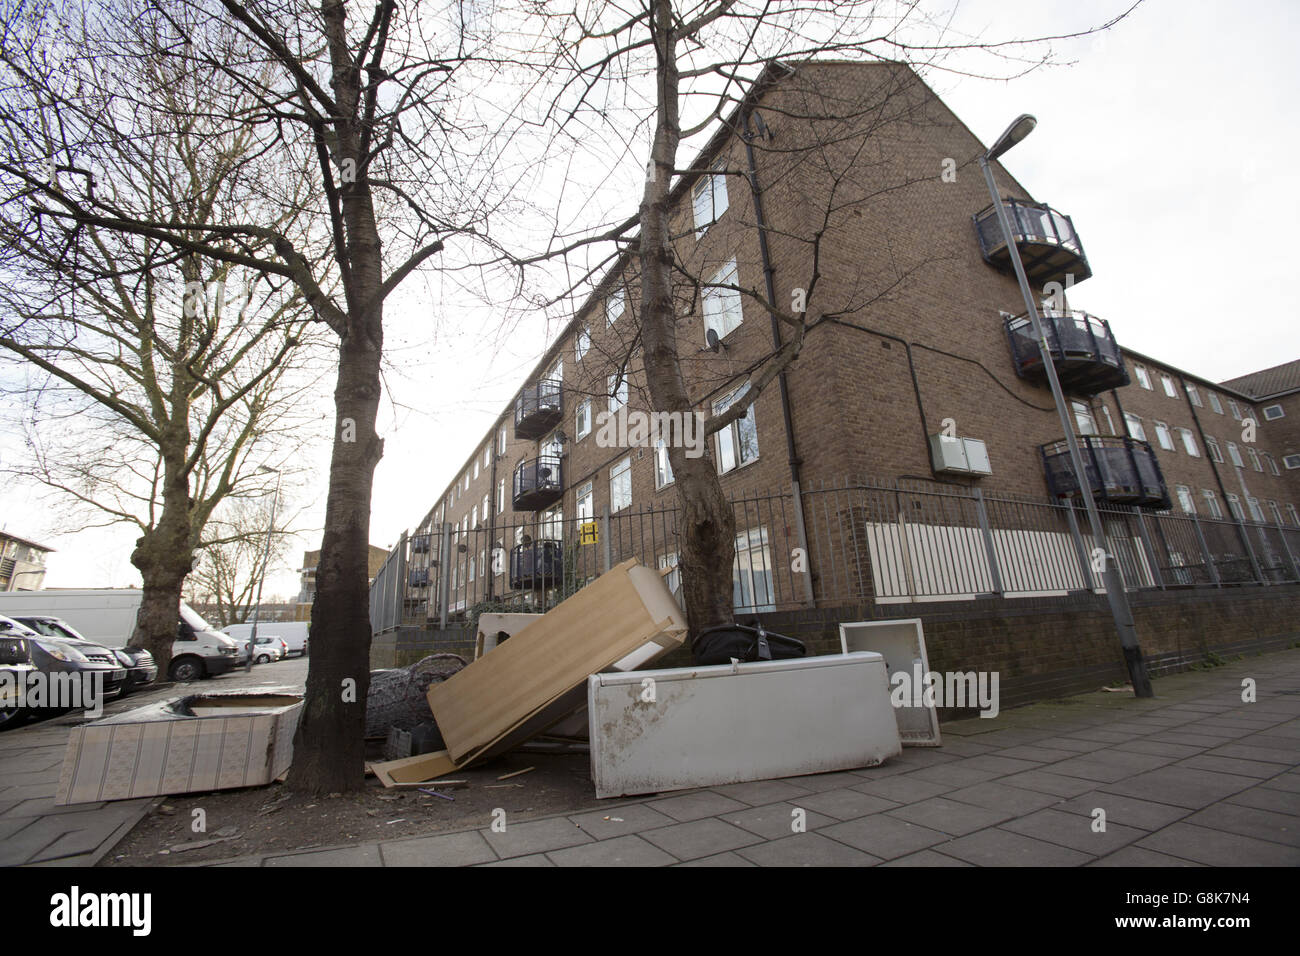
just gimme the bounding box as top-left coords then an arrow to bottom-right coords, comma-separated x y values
1136,823 -> 1300,866
380,831 -> 497,867
646,790 -> 750,822
999,807 -> 1147,855
937,828 -> 1095,866
482,816 -> 593,859
820,814 -> 949,859
735,832 -> 882,867
722,801 -> 838,840
639,817 -> 762,861
547,834 -> 679,867
885,796 -> 1016,836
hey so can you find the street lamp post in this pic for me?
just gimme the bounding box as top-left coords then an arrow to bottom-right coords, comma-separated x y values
979,114 -> 1153,698
246,466 -> 282,673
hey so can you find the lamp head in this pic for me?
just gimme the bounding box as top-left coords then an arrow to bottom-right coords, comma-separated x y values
986,114 -> 1037,162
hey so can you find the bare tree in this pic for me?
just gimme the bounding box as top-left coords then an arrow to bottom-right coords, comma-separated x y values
2,0 -> 530,790
188,496 -> 302,627
0,9 -> 324,677
502,0 -> 1140,639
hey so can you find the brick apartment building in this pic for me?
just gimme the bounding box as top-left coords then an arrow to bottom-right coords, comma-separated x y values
372,61 -> 1299,695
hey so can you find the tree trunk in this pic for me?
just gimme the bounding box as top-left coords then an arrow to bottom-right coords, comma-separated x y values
129,462 -> 194,678
637,0 -> 736,639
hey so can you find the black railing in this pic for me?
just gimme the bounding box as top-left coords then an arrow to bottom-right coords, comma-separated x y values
512,455 -> 564,511
1005,310 -> 1128,395
1041,436 -> 1170,509
510,540 -> 563,590
411,533 -> 432,554
514,379 -> 563,440
408,567 -> 430,588
973,198 -> 1091,287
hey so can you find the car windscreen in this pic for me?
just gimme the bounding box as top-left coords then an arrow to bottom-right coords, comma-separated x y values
18,619 -> 84,641
179,603 -> 215,632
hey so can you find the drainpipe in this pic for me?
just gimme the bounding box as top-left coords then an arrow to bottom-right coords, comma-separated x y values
742,110 -> 814,605
487,421 -> 499,601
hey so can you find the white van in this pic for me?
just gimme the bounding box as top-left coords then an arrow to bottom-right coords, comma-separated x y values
0,590 -> 242,682
223,621 -> 309,657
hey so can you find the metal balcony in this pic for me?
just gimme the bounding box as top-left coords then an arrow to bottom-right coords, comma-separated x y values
408,567 -> 430,588
974,198 -> 1091,288
510,540 -> 563,590
411,533 -> 432,554
1040,436 -> 1170,509
512,456 -> 563,511
514,379 -> 563,440
1005,310 -> 1128,396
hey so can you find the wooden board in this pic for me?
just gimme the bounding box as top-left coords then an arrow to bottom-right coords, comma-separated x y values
428,560 -> 687,766
370,749 -> 459,786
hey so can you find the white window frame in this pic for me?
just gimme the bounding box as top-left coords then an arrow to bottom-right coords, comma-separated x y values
1268,500 -> 1284,525
713,384 -> 759,474
1261,403 -> 1284,420
1072,401 -> 1097,437
1227,442 -> 1244,468
1185,383 -> 1202,407
732,527 -> 775,613
1174,484 -> 1195,515
658,552 -> 683,609
1263,452 -> 1279,476
575,326 -> 591,362
609,456 -> 632,513
654,439 -> 674,489
1153,421 -> 1174,451
540,504 -> 563,541
692,160 -> 729,237
473,459 -> 480,481
498,426 -> 507,456
1123,413 -> 1146,441
575,398 -> 592,441
471,505 -> 478,530
1286,454 -> 1300,470
497,478 -> 505,515
1160,374 -> 1178,399
1134,366 -> 1152,390
608,373 -> 628,413
1228,399 -> 1242,420
1246,497 -> 1265,522
1226,493 -> 1244,520
702,258 -> 744,343
605,289 -> 624,327
1205,436 -> 1223,463
1287,503 -> 1300,526
1208,392 -> 1224,414
1247,447 -> 1262,471
1177,428 -> 1199,457
576,481 -> 593,522
1203,489 -> 1223,519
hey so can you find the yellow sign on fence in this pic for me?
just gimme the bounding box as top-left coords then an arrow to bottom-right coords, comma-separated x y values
579,521 -> 599,545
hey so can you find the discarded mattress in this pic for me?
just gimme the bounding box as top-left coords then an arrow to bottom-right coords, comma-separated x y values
372,559 -> 687,785
587,652 -> 902,799
55,689 -> 302,805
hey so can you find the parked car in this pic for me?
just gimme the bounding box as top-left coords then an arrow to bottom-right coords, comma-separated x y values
0,619 -> 34,730
0,614 -> 125,719
0,590 -> 242,681
15,616 -> 158,696
249,636 -> 284,664
224,621 -> 309,658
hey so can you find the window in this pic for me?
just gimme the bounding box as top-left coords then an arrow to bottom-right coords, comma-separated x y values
575,326 -> 590,362
468,551 -> 475,583
1208,392 -> 1224,414
692,160 -> 729,236
540,430 -> 562,461
548,358 -> 563,385
540,505 -> 563,541
1100,405 -> 1117,435
1263,452 -> 1279,476
1226,493 -> 1244,520
1247,447 -> 1262,471
497,478 -> 505,514
1072,401 -> 1097,436
498,426 -> 507,456
473,459 -> 480,481
1123,413 -> 1146,441
1205,436 -> 1223,462
484,445 -> 491,470
1174,484 -> 1195,514
575,399 -> 592,441
1202,489 -> 1223,519
702,258 -> 743,342
463,472 -> 470,491
1288,504 -> 1300,526
733,527 -> 774,613
1153,421 -> 1174,451
1268,500 -> 1284,525
482,493 -> 490,519
658,553 -> 683,609
1228,399 -> 1242,420
1262,403 -> 1284,421
1247,497 -> 1265,522
1161,374 -> 1178,399
1177,428 -> 1199,457
608,373 -> 628,412
576,481 -> 593,521
654,440 -> 674,489
1134,366 -> 1152,389
1185,383 -> 1202,407
1227,442 -> 1244,467
714,384 -> 759,474
605,289 -> 624,327
609,457 -> 632,512
471,505 -> 478,530
1286,454 -> 1300,470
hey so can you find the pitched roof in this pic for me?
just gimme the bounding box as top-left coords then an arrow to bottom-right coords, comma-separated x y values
1219,360 -> 1300,400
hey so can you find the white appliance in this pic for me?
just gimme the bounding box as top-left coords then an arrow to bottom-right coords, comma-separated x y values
587,652 -> 901,799
838,618 -> 941,746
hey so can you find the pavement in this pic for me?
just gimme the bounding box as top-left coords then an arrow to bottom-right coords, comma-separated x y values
0,656 -> 310,867
193,647 -> 1300,868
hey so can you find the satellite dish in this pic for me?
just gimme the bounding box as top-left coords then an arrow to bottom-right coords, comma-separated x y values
706,328 -> 722,353
521,533 -> 533,547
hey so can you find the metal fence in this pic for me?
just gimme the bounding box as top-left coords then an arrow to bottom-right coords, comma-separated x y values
372,476 -> 1300,633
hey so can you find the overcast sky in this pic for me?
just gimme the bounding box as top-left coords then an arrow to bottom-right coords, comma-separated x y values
6,0 -> 1297,599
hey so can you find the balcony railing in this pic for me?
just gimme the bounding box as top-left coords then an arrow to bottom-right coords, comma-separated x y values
408,567 -> 430,588
510,540 -> 563,590
411,533 -> 432,554
514,379 -> 563,440
512,455 -> 564,511
974,198 -> 1091,288
1005,309 -> 1128,396
1040,436 -> 1170,509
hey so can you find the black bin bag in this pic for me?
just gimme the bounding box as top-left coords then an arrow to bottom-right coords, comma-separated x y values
691,620 -> 806,666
